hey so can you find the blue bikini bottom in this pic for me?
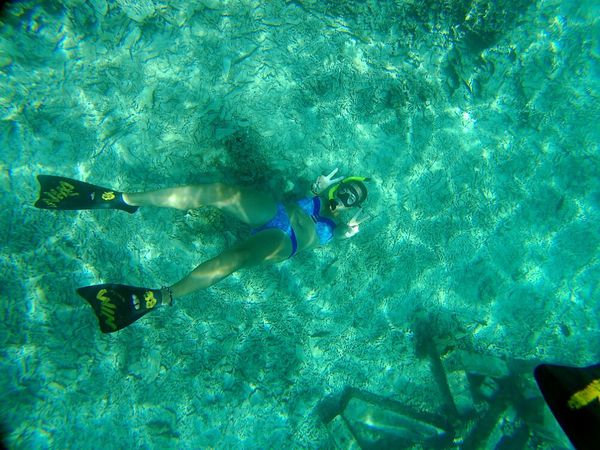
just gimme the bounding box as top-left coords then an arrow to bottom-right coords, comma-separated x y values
250,203 -> 298,258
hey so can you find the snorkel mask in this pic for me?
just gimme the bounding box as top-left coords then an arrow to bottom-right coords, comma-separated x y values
328,176 -> 370,211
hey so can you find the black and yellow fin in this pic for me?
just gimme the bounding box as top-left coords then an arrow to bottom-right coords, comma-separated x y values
77,284 -> 162,333
534,363 -> 600,450
34,175 -> 138,213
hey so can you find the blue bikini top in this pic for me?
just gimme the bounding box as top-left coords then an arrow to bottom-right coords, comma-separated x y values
296,196 -> 337,244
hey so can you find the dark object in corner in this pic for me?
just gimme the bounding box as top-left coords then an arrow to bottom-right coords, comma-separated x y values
534,363 -> 600,450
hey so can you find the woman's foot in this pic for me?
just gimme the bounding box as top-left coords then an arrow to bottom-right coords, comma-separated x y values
160,287 -> 174,306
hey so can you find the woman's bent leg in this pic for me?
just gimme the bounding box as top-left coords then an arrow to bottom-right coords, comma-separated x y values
168,229 -> 291,298
124,183 -> 277,226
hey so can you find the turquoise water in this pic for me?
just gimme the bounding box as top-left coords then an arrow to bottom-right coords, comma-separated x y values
1,0 -> 598,448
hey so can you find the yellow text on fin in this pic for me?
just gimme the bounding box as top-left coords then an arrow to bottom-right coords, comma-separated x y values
42,181 -> 79,208
96,289 -> 117,331
568,379 -> 600,410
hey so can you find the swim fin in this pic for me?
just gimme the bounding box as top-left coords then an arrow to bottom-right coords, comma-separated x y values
534,363 -> 600,450
34,175 -> 138,213
77,283 -> 162,333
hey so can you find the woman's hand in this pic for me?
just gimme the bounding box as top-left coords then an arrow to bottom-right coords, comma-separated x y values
312,168 -> 344,194
343,210 -> 368,238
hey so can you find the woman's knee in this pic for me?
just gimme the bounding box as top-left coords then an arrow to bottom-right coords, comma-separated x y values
212,185 -> 277,226
174,183 -> 277,225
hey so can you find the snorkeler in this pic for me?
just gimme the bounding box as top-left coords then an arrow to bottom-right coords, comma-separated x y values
34,169 -> 371,333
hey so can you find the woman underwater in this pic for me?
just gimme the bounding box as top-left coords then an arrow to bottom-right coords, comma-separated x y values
34,169 -> 370,332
